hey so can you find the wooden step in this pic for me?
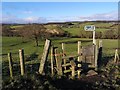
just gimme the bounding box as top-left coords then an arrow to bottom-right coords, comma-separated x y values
64,69 -> 72,73
62,63 -> 71,67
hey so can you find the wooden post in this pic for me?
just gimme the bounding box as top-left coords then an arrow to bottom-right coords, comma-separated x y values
39,39 -> 51,74
78,41 -> 82,68
98,40 -> 102,68
19,49 -> 25,76
55,48 -> 62,76
70,61 -> 76,79
94,45 -> 98,69
114,49 -> 119,63
77,70 -> 81,79
51,46 -> 54,76
8,52 -> 13,79
62,43 -> 66,70
93,30 -> 96,45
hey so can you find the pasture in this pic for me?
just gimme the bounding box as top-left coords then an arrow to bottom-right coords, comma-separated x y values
2,36 -> 118,79
2,36 -> 118,62
2,22 -> 119,89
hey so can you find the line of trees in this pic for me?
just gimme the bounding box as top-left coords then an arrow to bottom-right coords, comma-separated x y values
18,24 -> 47,46
2,24 -> 119,43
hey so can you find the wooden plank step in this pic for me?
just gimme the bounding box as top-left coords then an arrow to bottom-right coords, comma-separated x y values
62,63 -> 71,67
64,69 -> 72,73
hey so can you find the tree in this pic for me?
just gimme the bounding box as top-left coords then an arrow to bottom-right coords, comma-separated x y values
19,24 -> 46,46
2,25 -> 13,36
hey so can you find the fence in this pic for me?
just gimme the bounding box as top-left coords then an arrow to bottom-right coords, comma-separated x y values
7,39 -> 119,79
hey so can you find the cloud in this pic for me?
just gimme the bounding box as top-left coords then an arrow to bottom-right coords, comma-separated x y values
2,11 -> 118,24
2,14 -> 48,24
78,11 -> 118,21
24,16 -> 47,23
46,11 -> 118,22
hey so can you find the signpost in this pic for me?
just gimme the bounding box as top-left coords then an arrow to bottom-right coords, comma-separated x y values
84,25 -> 96,45
84,25 -> 97,69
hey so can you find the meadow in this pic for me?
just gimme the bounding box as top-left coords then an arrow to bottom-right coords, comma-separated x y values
2,21 -> 120,89
2,36 -> 118,62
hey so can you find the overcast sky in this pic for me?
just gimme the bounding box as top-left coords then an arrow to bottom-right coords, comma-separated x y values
2,2 -> 118,23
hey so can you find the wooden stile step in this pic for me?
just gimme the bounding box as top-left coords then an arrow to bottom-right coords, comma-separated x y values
64,69 -> 72,73
62,63 -> 71,67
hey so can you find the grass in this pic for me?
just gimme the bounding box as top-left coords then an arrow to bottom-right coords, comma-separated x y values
2,35 -> 118,80
62,28 -> 81,36
62,22 -> 116,36
62,27 -> 110,36
10,25 -> 23,29
2,22 -> 119,89
2,37 -> 118,62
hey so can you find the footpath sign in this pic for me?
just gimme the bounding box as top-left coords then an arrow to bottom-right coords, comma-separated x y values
84,25 -> 96,45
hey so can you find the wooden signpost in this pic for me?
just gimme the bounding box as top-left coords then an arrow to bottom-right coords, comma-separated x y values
84,25 -> 96,45
84,25 -> 98,69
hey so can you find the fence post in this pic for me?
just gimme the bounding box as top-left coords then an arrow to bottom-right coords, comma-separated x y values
78,41 -> 82,68
94,45 -> 98,69
39,39 -> 51,74
62,43 -> 66,70
19,49 -> 25,76
98,40 -> 102,68
51,46 -> 54,76
70,61 -> 76,79
55,48 -> 62,76
77,70 -> 81,79
8,52 -> 13,79
114,49 -> 119,63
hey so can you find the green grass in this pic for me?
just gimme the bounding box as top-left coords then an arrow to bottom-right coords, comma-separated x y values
62,27 -> 110,36
2,36 -> 118,80
2,37 -> 118,62
62,22 -> 115,36
10,25 -> 23,29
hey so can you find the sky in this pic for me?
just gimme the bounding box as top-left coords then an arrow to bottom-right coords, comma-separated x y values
1,2 -> 118,24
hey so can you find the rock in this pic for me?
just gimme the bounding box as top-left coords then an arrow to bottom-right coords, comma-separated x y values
86,70 -> 98,77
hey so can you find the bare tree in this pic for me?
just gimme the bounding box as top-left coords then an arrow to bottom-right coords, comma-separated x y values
2,25 -> 13,36
19,24 -> 46,46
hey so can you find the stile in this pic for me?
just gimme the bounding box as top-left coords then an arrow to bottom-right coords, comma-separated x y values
8,52 -> 13,79
19,49 -> 25,76
39,39 -> 51,74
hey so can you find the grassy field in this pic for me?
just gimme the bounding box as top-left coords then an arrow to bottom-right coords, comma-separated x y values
2,21 -> 119,82
2,36 -> 118,62
2,36 -> 118,80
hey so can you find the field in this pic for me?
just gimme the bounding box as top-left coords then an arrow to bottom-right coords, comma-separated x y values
2,21 -> 120,89
2,36 -> 118,76
2,36 -> 118,61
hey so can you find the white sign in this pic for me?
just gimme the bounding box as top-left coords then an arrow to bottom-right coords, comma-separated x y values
84,25 -> 95,31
